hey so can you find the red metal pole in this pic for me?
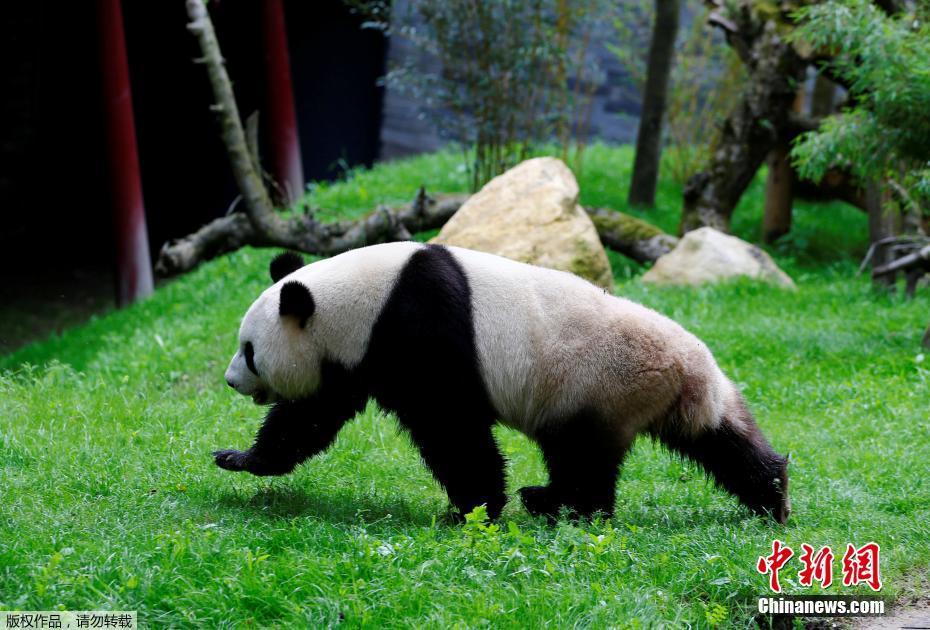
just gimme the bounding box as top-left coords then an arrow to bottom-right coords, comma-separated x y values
97,0 -> 153,306
262,0 -> 305,203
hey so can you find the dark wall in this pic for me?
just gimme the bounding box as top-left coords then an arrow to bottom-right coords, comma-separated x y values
0,0 -> 387,277
286,1 -> 387,179
0,2 -> 110,267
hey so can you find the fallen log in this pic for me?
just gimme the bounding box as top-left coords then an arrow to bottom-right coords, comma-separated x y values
871,243 -> 930,279
155,189 -> 465,276
864,236 -> 930,346
587,207 -> 679,264
864,235 -> 930,298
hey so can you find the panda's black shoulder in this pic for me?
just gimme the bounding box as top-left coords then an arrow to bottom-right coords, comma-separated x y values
400,244 -> 470,291
369,244 -> 474,342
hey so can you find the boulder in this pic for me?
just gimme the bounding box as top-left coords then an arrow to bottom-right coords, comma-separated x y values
431,157 -> 613,290
641,227 -> 795,288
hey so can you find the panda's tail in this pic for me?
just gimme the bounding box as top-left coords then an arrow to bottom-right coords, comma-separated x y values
651,391 -> 790,523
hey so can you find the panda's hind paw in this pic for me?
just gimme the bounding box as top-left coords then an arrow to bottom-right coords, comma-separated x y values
519,485 -> 560,521
213,449 -> 251,472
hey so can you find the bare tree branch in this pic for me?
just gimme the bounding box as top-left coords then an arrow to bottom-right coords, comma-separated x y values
156,190 -> 466,276
871,243 -> 930,277
185,0 -> 286,241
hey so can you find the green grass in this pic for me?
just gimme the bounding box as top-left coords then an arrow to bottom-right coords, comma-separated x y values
2,145 -> 929,628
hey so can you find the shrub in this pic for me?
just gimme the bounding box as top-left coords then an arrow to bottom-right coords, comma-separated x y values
357,0 -> 608,190
789,0 -> 930,216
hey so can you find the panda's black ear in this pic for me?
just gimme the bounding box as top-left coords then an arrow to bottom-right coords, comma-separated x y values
270,251 -> 305,283
279,281 -> 315,328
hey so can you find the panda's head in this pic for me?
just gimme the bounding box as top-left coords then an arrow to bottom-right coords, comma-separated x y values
225,252 -> 319,404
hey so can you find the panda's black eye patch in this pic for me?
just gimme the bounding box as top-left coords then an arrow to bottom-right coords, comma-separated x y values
244,341 -> 258,376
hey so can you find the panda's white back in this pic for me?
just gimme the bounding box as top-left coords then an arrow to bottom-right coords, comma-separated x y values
446,246 -> 734,438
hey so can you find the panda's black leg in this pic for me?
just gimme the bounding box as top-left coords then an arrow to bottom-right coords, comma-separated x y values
521,413 -> 628,521
214,387 -> 367,476
401,413 -> 508,520
215,400 -> 305,476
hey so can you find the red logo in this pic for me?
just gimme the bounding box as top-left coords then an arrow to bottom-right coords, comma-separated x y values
841,542 -> 882,591
798,544 -> 834,588
757,539 -> 794,593
757,541 -> 882,592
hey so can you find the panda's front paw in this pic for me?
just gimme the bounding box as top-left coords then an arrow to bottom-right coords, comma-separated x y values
213,449 -> 252,472
212,448 -> 294,476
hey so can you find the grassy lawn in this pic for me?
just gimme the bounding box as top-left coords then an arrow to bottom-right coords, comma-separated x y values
1,145 -> 928,627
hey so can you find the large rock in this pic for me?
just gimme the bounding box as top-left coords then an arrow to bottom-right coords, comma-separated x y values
641,227 -> 795,288
432,157 -> 613,289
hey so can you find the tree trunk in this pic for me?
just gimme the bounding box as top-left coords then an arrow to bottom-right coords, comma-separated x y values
810,74 -> 836,118
923,323 -> 930,350
866,182 -> 902,289
628,0 -> 680,208
679,15 -> 808,234
587,207 -> 678,262
186,0 -> 287,241
762,143 -> 794,242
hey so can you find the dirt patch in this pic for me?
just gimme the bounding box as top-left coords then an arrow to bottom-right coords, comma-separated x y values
0,265 -> 114,355
852,598 -> 930,629
852,571 -> 930,630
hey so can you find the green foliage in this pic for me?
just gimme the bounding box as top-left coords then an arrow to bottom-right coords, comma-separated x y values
609,0 -> 653,89
369,0 -> 608,189
703,601 -> 729,627
2,147 -> 927,627
790,0 -> 930,208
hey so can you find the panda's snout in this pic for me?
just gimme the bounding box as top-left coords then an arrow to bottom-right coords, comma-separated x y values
224,363 -> 243,393
226,377 -> 247,396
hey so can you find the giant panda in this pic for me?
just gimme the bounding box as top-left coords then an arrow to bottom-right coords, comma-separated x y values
217,242 -> 790,523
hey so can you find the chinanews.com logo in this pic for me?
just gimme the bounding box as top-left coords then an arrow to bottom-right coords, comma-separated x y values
755,540 -> 885,617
